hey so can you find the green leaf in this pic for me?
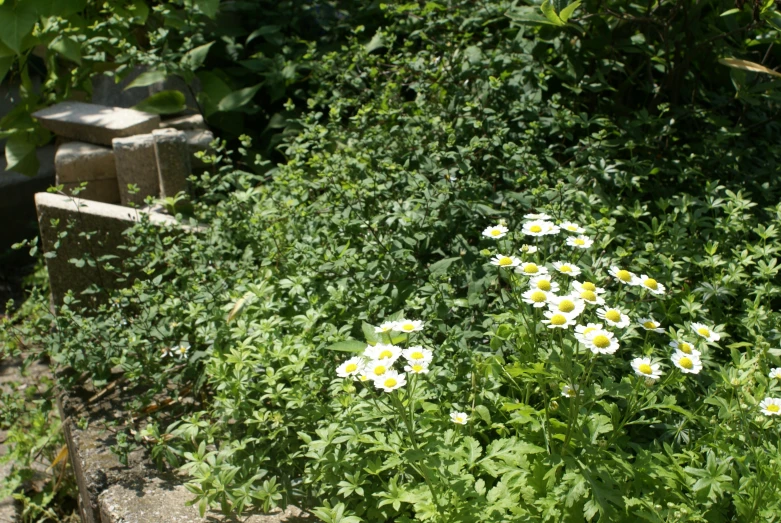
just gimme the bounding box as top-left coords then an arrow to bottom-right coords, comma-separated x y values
217,84 -> 262,112
246,26 -> 280,45
50,36 -> 81,64
558,0 -> 581,22
133,90 -> 187,115
5,135 -> 38,176
28,0 -> 86,17
719,57 -> 781,78
0,3 -> 38,54
429,257 -> 460,277
720,8 -> 742,16
361,322 -> 379,345
125,70 -> 167,90
0,56 -> 13,84
183,42 -> 214,70
324,340 -> 366,353
540,0 -> 565,26
365,32 -> 386,53
195,0 -> 219,18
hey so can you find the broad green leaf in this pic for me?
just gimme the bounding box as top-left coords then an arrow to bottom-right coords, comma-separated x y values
429,256 -> 460,276
720,8 -> 741,16
183,42 -> 214,70
324,340 -> 366,353
50,36 -> 81,64
217,83 -> 262,112
5,135 -> 38,176
361,322 -> 379,345
0,4 -> 38,54
558,0 -> 581,22
719,57 -> 781,78
540,0 -> 564,26
195,0 -> 219,18
125,70 -> 167,90
246,26 -> 280,45
28,0 -> 86,17
0,56 -> 13,84
365,32 -> 386,53
133,90 -> 186,115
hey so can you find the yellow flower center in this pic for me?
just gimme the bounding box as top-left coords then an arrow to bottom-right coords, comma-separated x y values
383,377 -> 397,388
558,300 -> 576,313
359,375 -> 369,381
498,257 -> 513,266
455,416 -> 465,423
523,263 -> 539,274
536,280 -> 551,291
643,321 -> 657,329
697,327 -> 710,337
605,310 -> 621,322
582,282 -> 596,291
530,225 -> 542,233
768,404 -> 780,413
644,278 -> 658,290
583,327 -> 596,335
565,225 -> 576,231
679,343 -> 692,354
559,265 -> 572,273
617,270 -> 632,282
550,314 -> 567,326
638,363 -> 653,375
410,351 -> 424,360
379,349 -> 393,359
580,290 -> 597,302
530,291 -> 547,303
412,364 -> 424,373
345,363 -> 358,373
678,357 -> 693,370
592,335 -> 610,348
490,229 -> 502,236
373,365 -> 387,376
574,239 -> 585,245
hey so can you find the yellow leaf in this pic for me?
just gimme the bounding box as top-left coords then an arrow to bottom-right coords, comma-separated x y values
719,58 -> 781,78
47,445 -> 69,471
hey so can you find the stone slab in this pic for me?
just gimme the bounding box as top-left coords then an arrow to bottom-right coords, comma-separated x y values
35,193 -> 179,307
184,130 -> 214,171
32,102 -> 160,146
60,178 -> 121,204
113,134 -> 159,206
55,142 -> 116,183
160,114 -> 206,131
153,129 -> 190,199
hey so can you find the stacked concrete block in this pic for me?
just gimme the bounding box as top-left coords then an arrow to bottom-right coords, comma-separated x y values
160,113 -> 207,131
184,129 -> 215,170
112,134 -> 160,206
153,129 -> 190,198
55,142 -> 120,203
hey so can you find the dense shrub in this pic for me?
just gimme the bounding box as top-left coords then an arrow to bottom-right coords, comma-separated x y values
4,0 -> 781,521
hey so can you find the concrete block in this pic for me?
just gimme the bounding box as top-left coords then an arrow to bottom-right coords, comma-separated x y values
35,193 -> 178,307
184,129 -> 214,171
32,102 -> 160,146
55,142 -> 116,183
152,129 -> 190,198
112,135 -> 159,206
60,179 -> 121,204
160,113 -> 206,131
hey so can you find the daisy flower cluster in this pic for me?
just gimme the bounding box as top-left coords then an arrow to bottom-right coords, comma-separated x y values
335,319 -> 431,392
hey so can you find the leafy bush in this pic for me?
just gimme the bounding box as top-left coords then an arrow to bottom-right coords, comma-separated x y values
5,0 -> 781,521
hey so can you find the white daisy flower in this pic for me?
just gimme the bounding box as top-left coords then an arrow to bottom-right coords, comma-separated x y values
337,357 -> 365,378
572,286 -> 604,305
572,281 -> 606,294
522,220 -> 559,236
552,261 -> 582,277
769,368 -> 781,380
175,342 -> 190,358
160,347 -> 173,358
584,329 -> 620,355
357,373 -> 371,383
575,323 -> 603,343
560,222 -> 585,234
364,343 -> 402,363
638,275 -> 666,295
524,213 -> 552,220
374,321 -> 395,334
450,411 -> 469,424
609,266 -> 640,285
631,357 -> 663,380
542,310 -> 577,329
566,235 -> 593,249
393,319 -> 424,333
596,307 -> 630,328
691,322 -> 721,343
404,362 -> 430,374
671,351 -> 703,374
529,275 -> 559,293
482,224 -> 509,239
759,397 -> 781,416
490,254 -> 522,268
515,262 -> 549,276
522,288 -> 552,308
401,346 -> 433,365
670,340 -> 700,357
548,295 -> 585,317
374,370 -> 407,392
561,384 -> 580,398
638,317 -> 664,333
364,360 -> 391,379
519,244 -> 538,254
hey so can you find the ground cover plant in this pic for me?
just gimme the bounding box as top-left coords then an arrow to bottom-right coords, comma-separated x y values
3,0 -> 781,521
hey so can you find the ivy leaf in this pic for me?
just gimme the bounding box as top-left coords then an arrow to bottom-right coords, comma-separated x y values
0,56 -> 13,84
183,42 -> 214,70
5,134 -> 38,176
133,90 -> 187,115
50,36 -> 81,64
217,83 -> 262,112
0,3 -> 38,54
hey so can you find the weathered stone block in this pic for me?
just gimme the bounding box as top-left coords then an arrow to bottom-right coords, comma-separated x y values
184,129 -> 215,170
160,114 -> 206,131
35,193 -> 178,307
152,129 -> 190,199
55,142 -> 116,183
112,134 -> 159,206
32,102 -> 160,146
60,179 -> 121,204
